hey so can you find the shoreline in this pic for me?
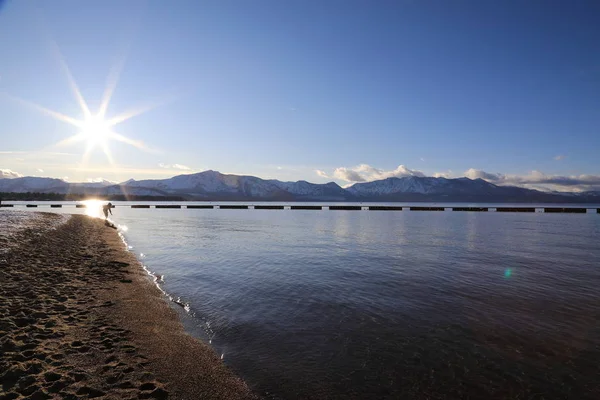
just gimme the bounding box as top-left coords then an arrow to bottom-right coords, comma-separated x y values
0,214 -> 257,399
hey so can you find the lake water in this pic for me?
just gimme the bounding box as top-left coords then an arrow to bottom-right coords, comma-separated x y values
4,203 -> 600,398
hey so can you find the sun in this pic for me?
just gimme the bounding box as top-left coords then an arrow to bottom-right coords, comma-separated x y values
1,38 -> 172,166
82,115 -> 111,147
5,89 -> 164,165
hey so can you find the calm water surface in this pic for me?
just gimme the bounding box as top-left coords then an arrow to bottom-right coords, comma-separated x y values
6,204 -> 600,398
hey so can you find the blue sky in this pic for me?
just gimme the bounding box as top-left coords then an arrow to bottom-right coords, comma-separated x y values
0,0 -> 599,190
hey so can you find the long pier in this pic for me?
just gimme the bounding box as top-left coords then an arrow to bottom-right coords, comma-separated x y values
0,204 -> 598,214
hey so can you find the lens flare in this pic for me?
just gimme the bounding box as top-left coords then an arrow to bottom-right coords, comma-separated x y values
82,199 -> 104,219
1,36 -> 170,168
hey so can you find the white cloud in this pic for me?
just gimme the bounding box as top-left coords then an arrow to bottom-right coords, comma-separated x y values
463,168 -> 600,192
86,177 -> 117,183
464,168 -> 505,182
0,169 -> 23,179
554,155 -> 566,161
433,170 -> 453,178
325,163 -> 600,192
159,163 -> 191,170
333,167 -> 366,182
0,151 -> 77,156
37,168 -> 44,173
315,169 -> 329,178
333,164 -> 425,183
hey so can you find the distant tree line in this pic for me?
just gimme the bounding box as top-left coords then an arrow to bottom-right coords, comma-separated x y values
0,192 -> 71,201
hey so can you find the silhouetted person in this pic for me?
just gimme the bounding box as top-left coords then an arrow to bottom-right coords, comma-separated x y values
103,202 -> 113,220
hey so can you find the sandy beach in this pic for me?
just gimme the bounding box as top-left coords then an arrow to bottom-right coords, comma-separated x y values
0,214 -> 257,400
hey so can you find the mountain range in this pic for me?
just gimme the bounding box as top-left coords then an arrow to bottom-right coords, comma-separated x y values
1,170 -> 599,203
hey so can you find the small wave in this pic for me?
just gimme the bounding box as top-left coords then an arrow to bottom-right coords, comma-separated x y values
115,220 -> 218,346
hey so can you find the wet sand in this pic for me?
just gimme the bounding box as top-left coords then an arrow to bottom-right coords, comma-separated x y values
0,214 -> 257,399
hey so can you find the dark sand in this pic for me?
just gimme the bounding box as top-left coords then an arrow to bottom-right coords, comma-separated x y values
0,214 -> 258,399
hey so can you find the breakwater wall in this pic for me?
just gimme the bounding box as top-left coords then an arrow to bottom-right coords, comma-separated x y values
1,204 -> 598,214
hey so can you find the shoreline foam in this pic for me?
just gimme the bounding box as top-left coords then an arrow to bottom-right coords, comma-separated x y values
0,214 -> 257,399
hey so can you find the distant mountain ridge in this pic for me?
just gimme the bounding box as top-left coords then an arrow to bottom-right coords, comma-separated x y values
1,170 -> 599,203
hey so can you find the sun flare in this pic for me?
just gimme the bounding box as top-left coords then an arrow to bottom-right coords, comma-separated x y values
82,199 -> 104,219
82,115 -> 111,147
2,38 -> 169,168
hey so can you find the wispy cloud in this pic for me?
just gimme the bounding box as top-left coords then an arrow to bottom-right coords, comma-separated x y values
67,165 -> 196,177
37,168 -> 44,173
158,163 -> 191,170
433,170 -> 453,178
464,168 -> 600,192
464,168 -> 504,182
0,151 -> 78,156
334,168 -> 367,182
554,155 -> 566,161
86,177 -> 117,183
332,164 -> 425,183
325,163 -> 600,192
0,169 -> 23,179
315,169 -> 329,178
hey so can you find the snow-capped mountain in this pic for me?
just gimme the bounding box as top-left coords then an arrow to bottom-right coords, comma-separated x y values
0,177 -> 70,193
346,176 -> 498,196
70,180 -> 116,189
268,180 -> 347,200
346,176 -> 508,198
345,176 -> 574,202
122,171 -> 345,200
1,170 -> 599,202
123,170 -> 292,199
